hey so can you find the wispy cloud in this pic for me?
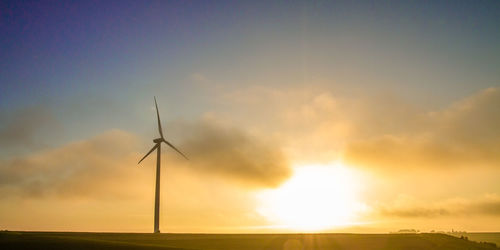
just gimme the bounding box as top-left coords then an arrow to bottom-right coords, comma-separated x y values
375,194 -> 500,218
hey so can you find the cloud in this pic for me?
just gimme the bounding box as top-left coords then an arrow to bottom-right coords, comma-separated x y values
0,130 -> 144,199
467,196 -> 500,216
0,126 -> 278,231
0,117 -> 291,201
168,118 -> 291,188
212,84 -> 428,163
0,105 -> 57,149
0,128 -> 273,232
344,87 -> 500,170
212,85 -> 500,171
375,194 -> 500,218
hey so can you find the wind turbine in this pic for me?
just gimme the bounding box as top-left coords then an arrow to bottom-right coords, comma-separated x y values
138,97 -> 188,233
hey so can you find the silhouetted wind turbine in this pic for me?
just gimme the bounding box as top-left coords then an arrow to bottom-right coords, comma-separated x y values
138,97 -> 188,233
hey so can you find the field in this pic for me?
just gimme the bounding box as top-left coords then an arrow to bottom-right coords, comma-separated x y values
449,233 -> 500,246
0,231 -> 498,250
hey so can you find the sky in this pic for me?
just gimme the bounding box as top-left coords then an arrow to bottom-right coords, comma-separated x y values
1,0 -> 500,233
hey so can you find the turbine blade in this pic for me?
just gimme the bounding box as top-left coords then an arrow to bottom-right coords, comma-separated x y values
138,144 -> 160,164
154,97 -> 164,139
163,139 -> 189,160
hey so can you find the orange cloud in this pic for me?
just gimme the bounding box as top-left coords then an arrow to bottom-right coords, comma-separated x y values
0,118 -> 291,201
0,130 -> 143,200
375,194 -> 500,218
344,88 -> 500,170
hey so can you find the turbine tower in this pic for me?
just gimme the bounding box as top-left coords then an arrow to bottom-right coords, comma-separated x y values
138,97 -> 188,233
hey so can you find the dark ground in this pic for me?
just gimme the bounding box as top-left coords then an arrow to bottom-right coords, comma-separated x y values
0,231 -> 498,250
449,233 -> 500,246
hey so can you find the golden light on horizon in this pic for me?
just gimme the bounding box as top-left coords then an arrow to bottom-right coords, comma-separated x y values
256,163 -> 367,231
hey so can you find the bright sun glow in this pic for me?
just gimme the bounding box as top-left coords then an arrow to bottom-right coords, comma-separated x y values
257,163 -> 366,231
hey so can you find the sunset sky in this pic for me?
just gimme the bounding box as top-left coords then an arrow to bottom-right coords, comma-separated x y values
1,1 -> 500,233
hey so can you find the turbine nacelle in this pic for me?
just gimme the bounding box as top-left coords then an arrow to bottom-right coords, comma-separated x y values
138,97 -> 189,166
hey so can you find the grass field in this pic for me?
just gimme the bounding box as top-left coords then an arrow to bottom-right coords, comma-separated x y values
0,231 -> 498,250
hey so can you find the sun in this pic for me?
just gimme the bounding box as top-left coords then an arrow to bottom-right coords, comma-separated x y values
257,163 -> 366,231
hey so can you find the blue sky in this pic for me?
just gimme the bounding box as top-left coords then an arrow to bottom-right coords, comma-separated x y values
2,1 -> 499,128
